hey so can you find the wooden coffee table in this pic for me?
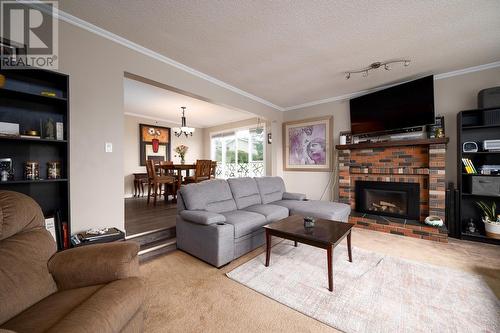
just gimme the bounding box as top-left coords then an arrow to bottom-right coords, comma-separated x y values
263,215 -> 353,292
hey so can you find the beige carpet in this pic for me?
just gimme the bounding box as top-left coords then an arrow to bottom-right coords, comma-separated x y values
227,241 -> 500,333
140,228 -> 500,332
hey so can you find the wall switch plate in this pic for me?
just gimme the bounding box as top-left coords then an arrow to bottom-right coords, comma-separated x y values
105,142 -> 113,153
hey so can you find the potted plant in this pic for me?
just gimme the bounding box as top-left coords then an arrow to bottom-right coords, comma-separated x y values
475,201 -> 500,239
174,145 -> 189,164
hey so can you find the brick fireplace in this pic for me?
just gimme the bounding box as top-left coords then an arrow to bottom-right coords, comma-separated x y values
336,138 -> 448,242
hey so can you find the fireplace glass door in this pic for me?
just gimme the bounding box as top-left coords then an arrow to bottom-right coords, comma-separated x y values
364,189 -> 408,216
355,181 -> 420,220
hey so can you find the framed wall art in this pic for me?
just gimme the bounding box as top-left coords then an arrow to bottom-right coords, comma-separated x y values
282,116 -> 333,171
139,124 -> 171,166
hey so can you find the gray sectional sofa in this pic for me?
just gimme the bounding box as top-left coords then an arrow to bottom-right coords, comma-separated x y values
176,176 -> 350,267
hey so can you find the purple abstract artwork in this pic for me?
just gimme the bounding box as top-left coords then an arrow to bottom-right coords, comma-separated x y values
288,124 -> 327,165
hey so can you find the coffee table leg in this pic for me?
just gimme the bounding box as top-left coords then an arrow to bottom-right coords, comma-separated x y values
347,231 -> 352,263
265,230 -> 271,267
327,246 -> 333,292
294,241 -> 298,247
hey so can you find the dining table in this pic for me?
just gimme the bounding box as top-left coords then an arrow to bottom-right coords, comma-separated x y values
158,163 -> 196,189
132,163 -> 197,202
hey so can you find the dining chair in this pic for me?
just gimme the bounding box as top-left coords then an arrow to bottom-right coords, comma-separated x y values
146,159 -> 177,205
210,161 -> 217,179
159,160 -> 174,176
184,159 -> 212,184
159,160 -> 178,200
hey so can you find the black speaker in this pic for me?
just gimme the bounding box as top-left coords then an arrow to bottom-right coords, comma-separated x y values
478,86 -> 500,109
445,182 -> 460,238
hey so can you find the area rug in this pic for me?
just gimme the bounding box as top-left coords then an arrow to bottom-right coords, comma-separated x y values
226,241 -> 500,333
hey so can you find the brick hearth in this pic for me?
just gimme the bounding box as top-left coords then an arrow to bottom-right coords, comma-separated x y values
337,140 -> 448,242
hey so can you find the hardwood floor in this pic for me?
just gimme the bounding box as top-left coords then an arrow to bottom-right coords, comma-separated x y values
125,197 -> 177,236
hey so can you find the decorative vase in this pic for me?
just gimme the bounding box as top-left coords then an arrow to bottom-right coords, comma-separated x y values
47,161 -> 61,179
24,161 -> 39,180
304,216 -> 315,228
180,156 -> 185,165
483,217 -> 500,240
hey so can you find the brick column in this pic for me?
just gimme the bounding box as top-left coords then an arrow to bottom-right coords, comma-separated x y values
338,149 -> 351,206
429,143 -> 446,223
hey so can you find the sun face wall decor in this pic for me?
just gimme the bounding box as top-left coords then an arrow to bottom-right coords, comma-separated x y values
139,124 -> 171,166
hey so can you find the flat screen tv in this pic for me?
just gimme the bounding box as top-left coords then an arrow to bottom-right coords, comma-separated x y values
349,75 -> 435,135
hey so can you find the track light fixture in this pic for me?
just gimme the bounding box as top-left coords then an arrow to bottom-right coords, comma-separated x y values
345,59 -> 411,79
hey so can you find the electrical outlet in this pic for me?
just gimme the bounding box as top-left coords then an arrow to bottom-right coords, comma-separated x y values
105,142 -> 113,153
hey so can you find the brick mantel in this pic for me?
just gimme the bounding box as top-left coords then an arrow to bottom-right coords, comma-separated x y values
337,139 -> 448,242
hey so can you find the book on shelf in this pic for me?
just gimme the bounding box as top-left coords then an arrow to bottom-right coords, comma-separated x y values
53,210 -> 70,251
62,222 -> 69,249
44,217 -> 57,242
461,158 -> 477,174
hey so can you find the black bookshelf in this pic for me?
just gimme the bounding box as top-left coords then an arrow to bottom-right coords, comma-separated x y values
0,68 -> 70,245
457,108 -> 500,245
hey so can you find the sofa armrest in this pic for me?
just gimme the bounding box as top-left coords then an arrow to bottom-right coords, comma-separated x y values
48,241 -> 140,290
176,215 -> 235,267
179,210 -> 226,225
283,192 -> 306,201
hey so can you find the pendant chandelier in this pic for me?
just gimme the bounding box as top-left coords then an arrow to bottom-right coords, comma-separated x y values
255,118 -> 264,135
173,107 -> 195,137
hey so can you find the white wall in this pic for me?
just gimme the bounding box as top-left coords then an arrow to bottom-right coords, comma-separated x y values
55,14 -> 499,232
123,114 -> 204,197
283,67 -> 500,201
282,101 -> 350,201
58,20 -> 283,233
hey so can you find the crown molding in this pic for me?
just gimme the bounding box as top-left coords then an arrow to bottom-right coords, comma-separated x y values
25,1 -> 500,114
124,112 -> 203,128
28,1 -> 284,112
433,60 -> 500,80
284,61 -> 500,111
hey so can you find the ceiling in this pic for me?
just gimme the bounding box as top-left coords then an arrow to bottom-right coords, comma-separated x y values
61,1 -> 500,109
123,78 -> 254,128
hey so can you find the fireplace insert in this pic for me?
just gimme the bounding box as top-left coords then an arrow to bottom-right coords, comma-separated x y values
355,181 -> 420,220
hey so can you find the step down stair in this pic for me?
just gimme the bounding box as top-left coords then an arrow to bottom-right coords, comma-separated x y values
125,226 -> 177,262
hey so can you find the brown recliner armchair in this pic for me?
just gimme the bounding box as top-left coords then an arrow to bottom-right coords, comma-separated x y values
0,191 -> 144,333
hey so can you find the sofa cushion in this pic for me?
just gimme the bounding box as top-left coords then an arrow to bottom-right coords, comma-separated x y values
0,191 -> 46,241
282,192 -> 306,201
47,278 -> 143,333
0,229 -> 57,325
273,200 -> 351,222
179,210 -> 226,225
1,284 -> 103,332
2,278 -> 143,333
220,210 -> 267,238
0,191 -> 58,325
48,242 -> 140,291
180,179 -> 237,213
227,177 -> 262,209
243,204 -> 289,222
254,177 -> 286,204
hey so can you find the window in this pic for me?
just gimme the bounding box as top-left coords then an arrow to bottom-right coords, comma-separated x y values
211,128 -> 265,178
